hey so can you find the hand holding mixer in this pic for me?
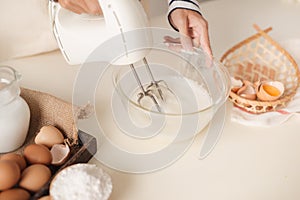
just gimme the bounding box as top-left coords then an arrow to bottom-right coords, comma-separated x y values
49,0 -> 168,112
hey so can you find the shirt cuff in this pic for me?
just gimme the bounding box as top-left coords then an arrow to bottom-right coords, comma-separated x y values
167,0 -> 202,31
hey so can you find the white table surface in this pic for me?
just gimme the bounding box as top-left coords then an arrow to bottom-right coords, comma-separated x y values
1,0 -> 300,199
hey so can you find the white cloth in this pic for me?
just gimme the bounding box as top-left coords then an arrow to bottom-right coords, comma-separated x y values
0,0 -> 58,61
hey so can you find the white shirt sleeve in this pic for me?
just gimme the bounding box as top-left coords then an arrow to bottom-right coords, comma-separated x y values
167,0 -> 202,31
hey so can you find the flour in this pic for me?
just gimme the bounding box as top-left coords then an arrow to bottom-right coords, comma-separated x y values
50,164 -> 112,200
130,76 -> 212,114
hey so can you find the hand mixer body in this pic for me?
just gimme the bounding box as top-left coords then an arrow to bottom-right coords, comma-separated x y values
52,0 -> 166,111
53,0 -> 151,65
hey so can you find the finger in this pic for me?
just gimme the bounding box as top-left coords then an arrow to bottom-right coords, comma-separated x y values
84,0 -> 102,15
190,29 -> 200,48
192,38 -> 200,48
58,0 -> 85,14
200,33 -> 212,58
180,34 -> 193,52
164,34 -> 193,52
164,36 -> 183,52
198,21 -> 213,58
165,42 -> 184,52
74,0 -> 90,13
163,36 -> 181,44
176,21 -> 194,51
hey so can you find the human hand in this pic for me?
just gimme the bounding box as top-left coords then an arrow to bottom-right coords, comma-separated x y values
163,35 -> 213,68
169,9 -> 212,58
56,0 -> 102,15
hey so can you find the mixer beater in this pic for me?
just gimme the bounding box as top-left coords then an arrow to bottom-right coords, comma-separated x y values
129,58 -> 169,112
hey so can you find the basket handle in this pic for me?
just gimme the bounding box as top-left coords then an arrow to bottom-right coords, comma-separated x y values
253,24 -> 273,35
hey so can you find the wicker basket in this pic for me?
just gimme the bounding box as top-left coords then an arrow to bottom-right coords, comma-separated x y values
220,24 -> 300,114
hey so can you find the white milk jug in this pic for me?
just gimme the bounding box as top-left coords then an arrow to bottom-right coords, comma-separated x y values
0,66 -> 30,153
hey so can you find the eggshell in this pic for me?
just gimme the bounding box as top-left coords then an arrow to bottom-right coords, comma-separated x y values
50,143 -> 70,166
0,160 -> 20,190
19,164 -> 51,192
230,77 -> 243,93
23,144 -> 52,165
35,125 -> 64,148
0,153 -> 27,171
0,188 -> 30,200
256,81 -> 284,101
237,84 -> 257,100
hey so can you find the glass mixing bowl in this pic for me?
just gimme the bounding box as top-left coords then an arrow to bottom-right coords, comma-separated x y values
72,28 -> 231,172
112,44 -> 231,143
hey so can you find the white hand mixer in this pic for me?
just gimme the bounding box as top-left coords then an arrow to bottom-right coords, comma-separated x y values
49,0 -> 167,111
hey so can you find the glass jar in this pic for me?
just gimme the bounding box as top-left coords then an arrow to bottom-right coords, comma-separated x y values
0,66 -> 30,153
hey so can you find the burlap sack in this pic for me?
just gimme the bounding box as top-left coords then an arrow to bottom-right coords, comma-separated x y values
20,88 -> 78,147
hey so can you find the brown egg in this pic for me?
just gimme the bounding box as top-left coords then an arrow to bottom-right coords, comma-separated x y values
0,153 -> 27,171
0,188 -> 30,200
23,144 -> 52,165
38,195 -> 52,200
0,160 -> 20,190
35,125 -> 64,148
19,164 -> 51,192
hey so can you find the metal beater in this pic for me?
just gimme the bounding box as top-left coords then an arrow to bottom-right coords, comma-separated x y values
129,58 -> 168,112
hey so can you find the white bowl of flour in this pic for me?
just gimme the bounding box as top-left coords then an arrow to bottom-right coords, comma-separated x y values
50,164 -> 112,200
